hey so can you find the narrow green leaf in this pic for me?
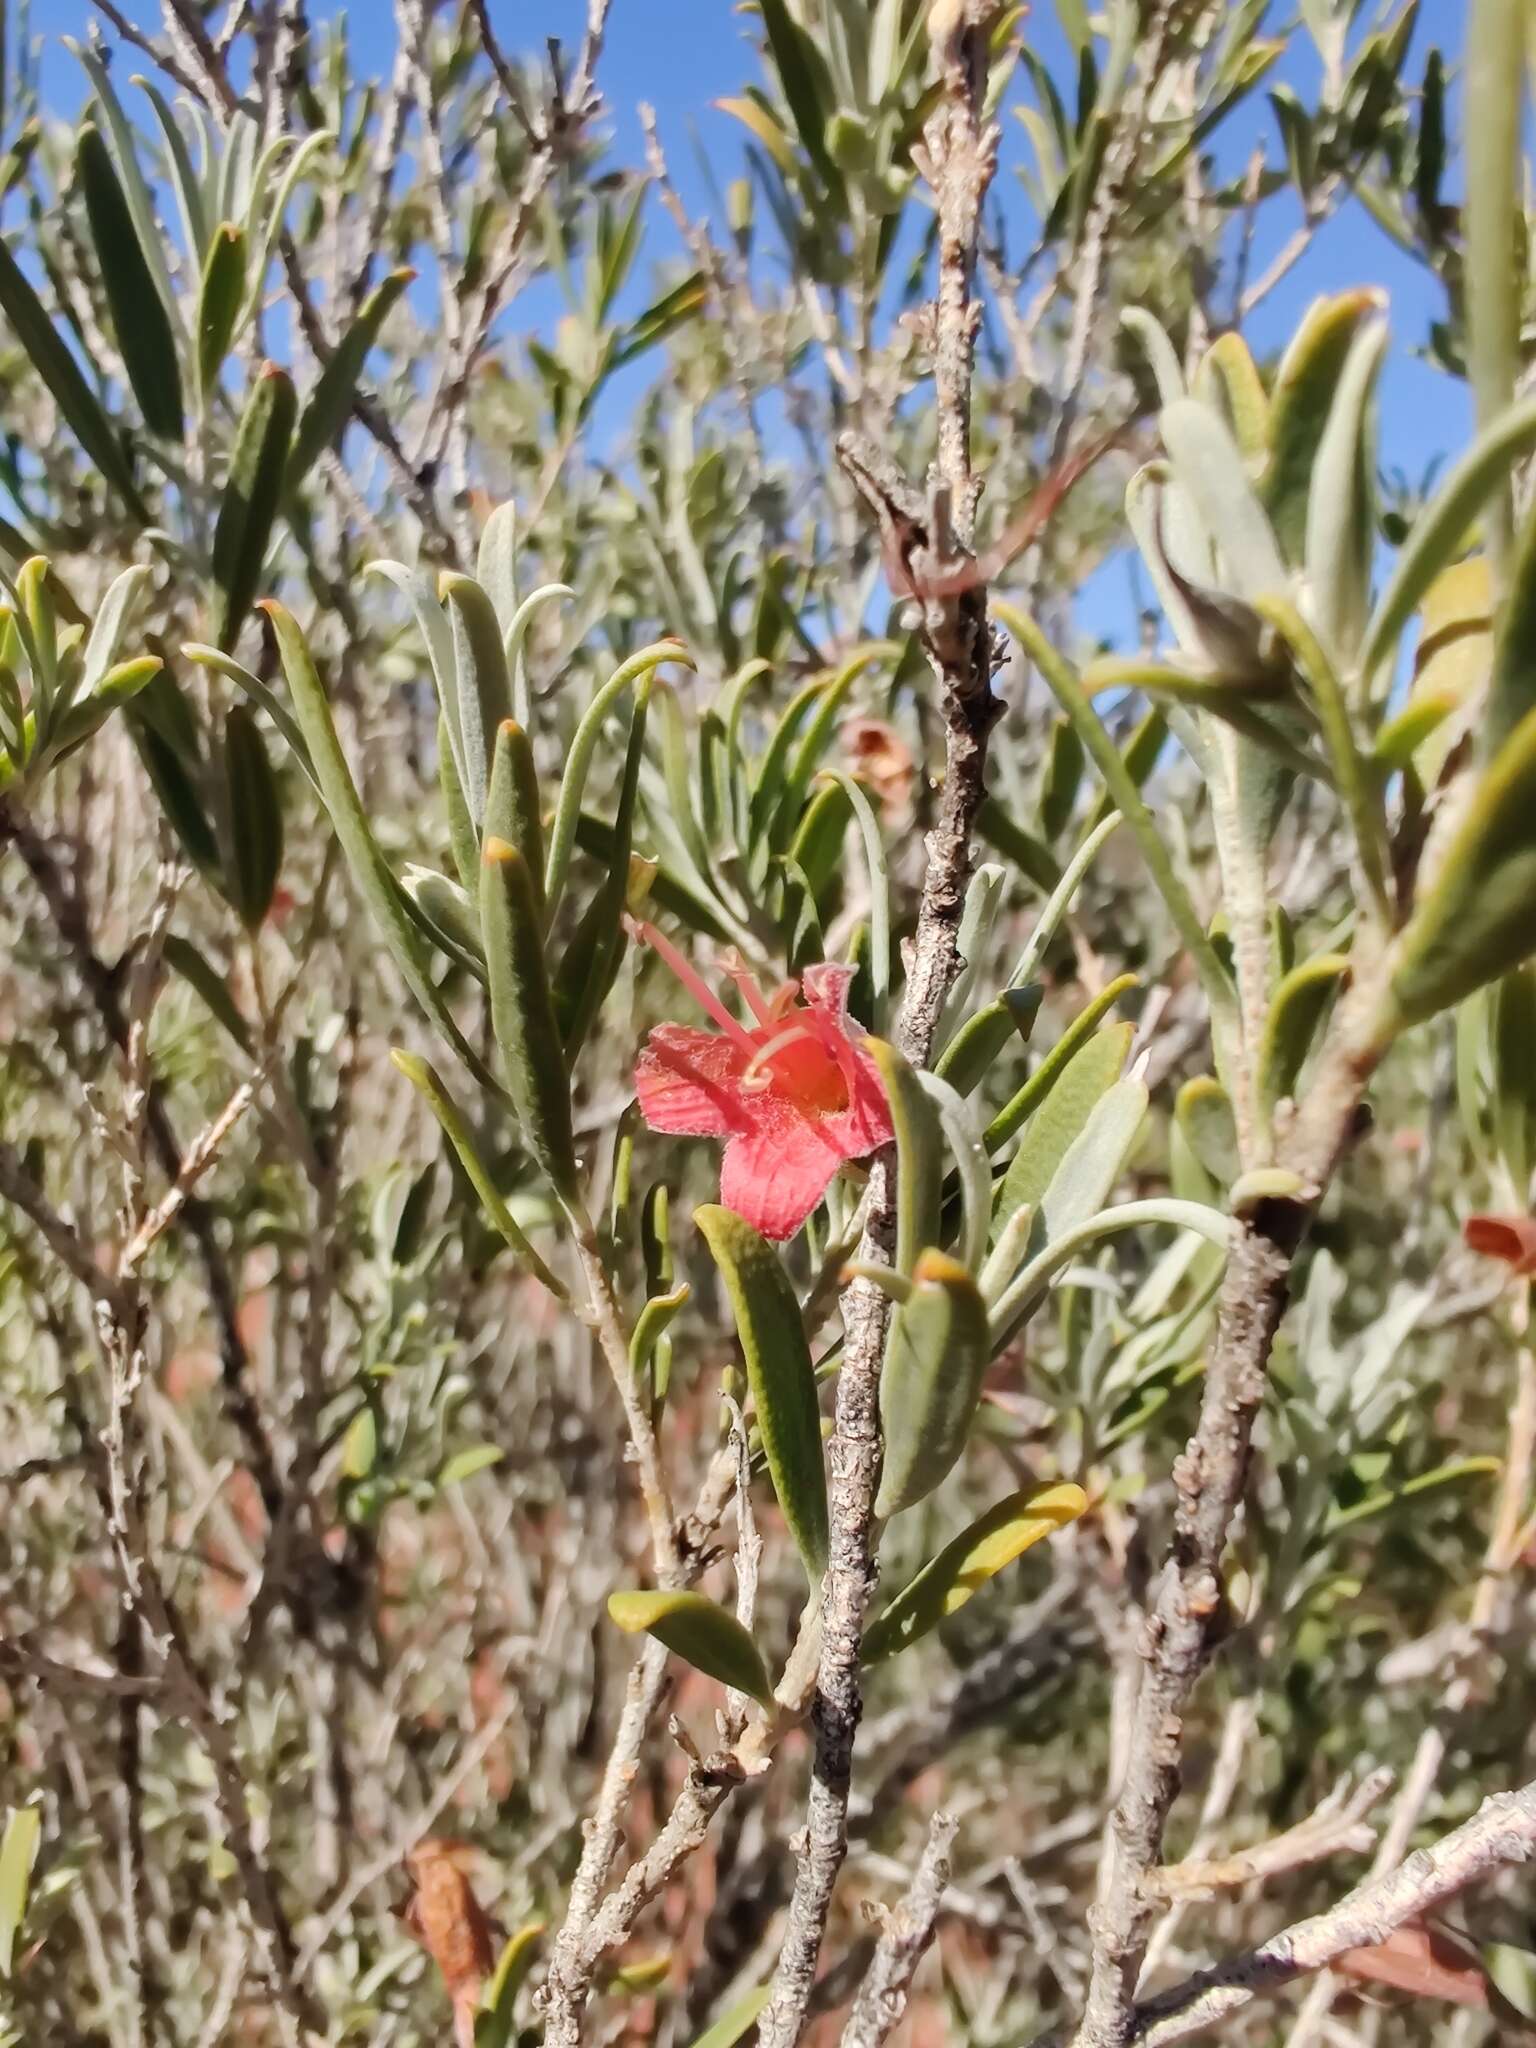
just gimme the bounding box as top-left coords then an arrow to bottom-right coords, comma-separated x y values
261,599 -> 498,1093
0,1806 -> 41,1977
289,266 -> 413,485
554,689 -> 649,1063
937,863 -> 1007,1049
69,40 -> 182,340
1174,1076 -> 1238,1187
212,363 -> 295,650
985,975 -> 1138,1152
1161,397 -> 1286,599
1007,810 -> 1122,989
684,1986 -> 771,2048
749,675 -> 826,844
390,1049 -> 566,1299
0,235 -> 145,517
545,641 -> 694,920
794,774 -> 856,897
135,719 -> 222,881
608,1588 -> 773,1706
442,572 -> 513,827
439,1444 -> 504,1487
866,1039 -> 943,1278
875,1250 -> 992,1517
481,837 -> 580,1203
631,1281 -> 690,1388
1038,1065 -> 1149,1240
991,1197 -> 1231,1346
401,862 -> 485,974
80,565 -> 151,696
1465,0 -> 1524,575
1200,331 -> 1269,464
995,1021 -> 1132,1221
920,1070 -> 991,1276
1384,702 -> 1536,1034
441,714 -> 479,893
195,223 -> 247,407
364,562 -> 463,786
504,581 -> 572,729
1263,289 -> 1385,566
162,933 -> 254,1056
824,770 -> 890,1020
484,719 -> 544,915
758,0 -> 836,183
1260,953 -> 1349,1111
696,1203 -> 829,1582
1121,307 -> 1186,406
476,1920 -> 547,2048
1359,396 -> 1536,686
134,77 -> 208,263
863,1483 -> 1088,1662
936,984 -> 1042,1097
1304,315 -> 1387,663
771,642 -> 892,849
476,501 -> 520,640
1486,492 -> 1536,756
222,704 -> 283,930
994,603 -> 1229,1013
1254,593 -> 1390,912
1040,716 -> 1085,841
76,125 -> 183,440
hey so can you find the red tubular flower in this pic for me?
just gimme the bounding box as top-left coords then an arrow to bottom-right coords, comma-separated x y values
632,921 -> 892,1241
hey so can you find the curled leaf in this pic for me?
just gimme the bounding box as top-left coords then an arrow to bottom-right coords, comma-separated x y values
863,1482 -> 1087,1662
608,1589 -> 773,1706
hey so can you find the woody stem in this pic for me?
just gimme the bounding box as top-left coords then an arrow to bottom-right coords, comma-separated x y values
754,12 -> 999,2044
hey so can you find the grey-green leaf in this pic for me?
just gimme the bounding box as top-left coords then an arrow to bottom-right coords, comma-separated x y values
480,836 -> 580,1203
995,1021 -> 1133,1225
1383,703 -> 1536,1034
76,124 -> 183,440
608,1588 -> 773,1706
875,1250 -> 992,1517
696,1203 -> 829,1583
261,599 -> 498,1094
211,363 -> 295,651
222,704 -> 283,930
866,1038 -> 942,1277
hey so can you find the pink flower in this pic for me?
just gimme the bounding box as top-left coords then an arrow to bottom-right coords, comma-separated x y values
632,921 -> 893,1241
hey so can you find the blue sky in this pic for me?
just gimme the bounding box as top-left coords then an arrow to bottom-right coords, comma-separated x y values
35,0 -> 1472,629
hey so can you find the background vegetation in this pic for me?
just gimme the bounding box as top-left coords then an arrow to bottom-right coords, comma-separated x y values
1,2 -> 1534,2045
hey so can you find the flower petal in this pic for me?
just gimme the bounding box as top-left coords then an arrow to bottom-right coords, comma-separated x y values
824,1040 -> 894,1158
800,961 -> 857,1022
636,1025 -> 751,1138
719,1110 -> 845,1241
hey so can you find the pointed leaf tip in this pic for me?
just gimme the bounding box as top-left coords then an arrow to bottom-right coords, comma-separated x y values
607,1588 -> 773,1706
695,1204 -> 829,1582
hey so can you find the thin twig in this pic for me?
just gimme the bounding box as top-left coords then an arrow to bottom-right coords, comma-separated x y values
119,1075 -> 260,1274
839,1813 -> 958,2048
1147,1769 -> 1392,1899
1114,1779 -> 1536,2047
755,13 -> 1000,2043
1069,990 -> 1387,2048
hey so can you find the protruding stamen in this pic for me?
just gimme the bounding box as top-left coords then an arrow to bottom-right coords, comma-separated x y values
631,920 -> 759,1055
741,1022 -> 820,1090
719,950 -> 776,1026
